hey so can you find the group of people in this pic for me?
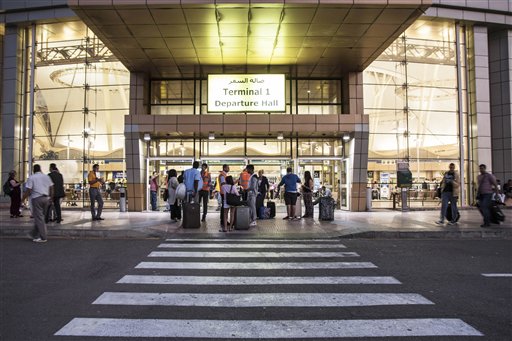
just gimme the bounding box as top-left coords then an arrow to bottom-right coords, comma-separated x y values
160,162 -> 324,231
436,163 -> 506,228
5,163 -> 107,243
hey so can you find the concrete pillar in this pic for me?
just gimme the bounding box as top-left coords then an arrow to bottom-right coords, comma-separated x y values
489,29 -> 512,183
343,72 -> 369,212
468,26 -> 492,197
1,26 -> 24,188
125,72 -> 150,211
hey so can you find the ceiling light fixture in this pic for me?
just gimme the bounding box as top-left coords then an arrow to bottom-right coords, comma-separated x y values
342,132 -> 351,142
277,132 -> 284,140
143,133 -> 151,141
209,132 -> 215,140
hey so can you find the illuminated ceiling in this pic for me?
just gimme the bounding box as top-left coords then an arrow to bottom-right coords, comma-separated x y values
69,0 -> 430,78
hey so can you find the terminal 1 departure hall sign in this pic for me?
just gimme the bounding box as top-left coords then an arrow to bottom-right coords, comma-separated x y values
208,74 -> 285,112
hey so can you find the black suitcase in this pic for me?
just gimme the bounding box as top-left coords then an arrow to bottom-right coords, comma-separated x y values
266,201 -> 276,218
491,201 -> 505,224
445,203 -> 460,222
319,197 -> 335,221
182,202 -> 200,228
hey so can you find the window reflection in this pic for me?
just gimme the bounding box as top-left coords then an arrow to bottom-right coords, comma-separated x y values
364,20 -> 465,208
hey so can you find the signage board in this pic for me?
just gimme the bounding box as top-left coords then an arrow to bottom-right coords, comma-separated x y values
207,74 -> 286,112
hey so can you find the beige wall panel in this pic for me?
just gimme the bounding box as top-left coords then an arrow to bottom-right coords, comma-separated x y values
154,115 -> 177,125
269,124 -> 293,132
246,124 -> 270,132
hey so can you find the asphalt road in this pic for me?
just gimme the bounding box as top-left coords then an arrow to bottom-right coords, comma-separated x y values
0,237 -> 510,340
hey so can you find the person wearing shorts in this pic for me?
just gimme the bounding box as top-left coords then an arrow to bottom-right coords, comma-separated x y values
277,167 -> 301,221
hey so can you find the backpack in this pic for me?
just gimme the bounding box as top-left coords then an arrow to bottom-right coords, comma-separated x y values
175,183 -> 187,200
3,180 -> 12,197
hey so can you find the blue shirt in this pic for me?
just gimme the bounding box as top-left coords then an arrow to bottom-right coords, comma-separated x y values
183,168 -> 201,192
278,173 -> 301,193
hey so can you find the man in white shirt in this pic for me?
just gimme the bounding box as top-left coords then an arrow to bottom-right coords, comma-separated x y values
22,164 -> 54,243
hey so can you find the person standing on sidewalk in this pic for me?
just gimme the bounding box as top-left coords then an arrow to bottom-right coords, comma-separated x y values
199,163 -> 211,222
166,169 -> 180,223
7,170 -> 23,218
184,161 -> 202,203
246,164 -> 258,226
238,167 -> 250,201
277,167 -> 301,220
436,163 -> 460,226
149,171 -> 159,211
21,164 -> 53,243
302,170 -> 314,218
88,164 -> 105,221
47,163 -> 65,223
256,169 -> 269,217
477,164 -> 498,227
218,164 -> 230,229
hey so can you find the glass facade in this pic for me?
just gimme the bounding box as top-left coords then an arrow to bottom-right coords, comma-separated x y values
364,20 -> 468,208
29,21 -> 129,204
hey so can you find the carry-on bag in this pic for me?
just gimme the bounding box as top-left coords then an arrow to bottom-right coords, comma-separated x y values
182,201 -> 200,228
491,201 -> 505,224
319,197 -> 335,221
235,206 -> 251,230
266,201 -> 276,218
445,202 -> 460,222
294,196 -> 302,218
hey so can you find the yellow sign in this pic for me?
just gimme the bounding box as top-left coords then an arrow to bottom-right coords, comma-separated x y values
207,74 -> 285,112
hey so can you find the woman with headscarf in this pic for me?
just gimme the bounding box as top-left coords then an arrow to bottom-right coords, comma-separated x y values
8,170 -> 23,218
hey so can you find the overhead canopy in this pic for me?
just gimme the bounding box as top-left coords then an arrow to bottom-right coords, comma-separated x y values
69,0 -> 430,78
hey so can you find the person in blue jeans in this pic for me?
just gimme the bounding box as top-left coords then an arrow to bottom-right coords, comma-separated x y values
477,164 -> 498,227
436,163 -> 460,226
277,167 -> 301,221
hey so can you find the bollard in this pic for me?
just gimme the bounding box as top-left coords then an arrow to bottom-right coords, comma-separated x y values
366,188 -> 372,211
119,187 -> 126,212
401,187 -> 409,211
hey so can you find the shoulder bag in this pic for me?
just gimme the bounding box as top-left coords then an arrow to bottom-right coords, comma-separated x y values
226,185 -> 242,206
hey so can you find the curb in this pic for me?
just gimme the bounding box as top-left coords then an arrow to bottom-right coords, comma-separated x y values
1,227 -> 511,240
338,229 -> 512,239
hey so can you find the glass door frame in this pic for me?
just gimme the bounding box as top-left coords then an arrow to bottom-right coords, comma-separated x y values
145,157 -> 194,212
297,157 -> 348,211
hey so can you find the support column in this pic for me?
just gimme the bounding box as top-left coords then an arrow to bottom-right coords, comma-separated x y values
125,72 -> 150,211
343,72 -> 369,212
1,26 -> 24,190
489,29 -> 512,183
468,26 -> 492,198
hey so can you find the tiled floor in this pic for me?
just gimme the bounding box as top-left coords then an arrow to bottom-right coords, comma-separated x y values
1,203 -> 510,239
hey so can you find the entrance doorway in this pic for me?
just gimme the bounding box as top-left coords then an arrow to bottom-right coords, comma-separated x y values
146,157 -> 194,211
297,158 -> 348,210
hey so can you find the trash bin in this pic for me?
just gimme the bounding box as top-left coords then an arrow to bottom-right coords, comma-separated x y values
119,187 -> 127,212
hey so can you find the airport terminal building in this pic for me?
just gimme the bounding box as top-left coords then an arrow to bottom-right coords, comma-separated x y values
1,0 -> 511,212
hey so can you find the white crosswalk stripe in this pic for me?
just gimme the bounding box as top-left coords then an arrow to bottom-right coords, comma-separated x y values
148,251 -> 359,258
56,318 -> 483,338
158,242 -> 346,248
135,261 -> 377,269
117,275 -> 401,285
94,292 -> 432,307
55,238 -> 483,338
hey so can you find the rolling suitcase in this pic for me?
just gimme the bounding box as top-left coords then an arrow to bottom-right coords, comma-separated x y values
491,201 -> 505,224
319,197 -> 335,221
235,206 -> 250,230
294,196 -> 302,218
445,202 -> 460,222
266,201 -> 276,218
182,202 -> 200,228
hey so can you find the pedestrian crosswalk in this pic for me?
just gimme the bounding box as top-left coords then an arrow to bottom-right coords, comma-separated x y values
55,238 -> 483,338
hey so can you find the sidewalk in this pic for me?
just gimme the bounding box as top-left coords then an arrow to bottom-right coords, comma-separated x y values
1,205 -> 511,240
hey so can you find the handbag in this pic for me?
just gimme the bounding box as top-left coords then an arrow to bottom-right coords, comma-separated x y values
226,185 -> 242,206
